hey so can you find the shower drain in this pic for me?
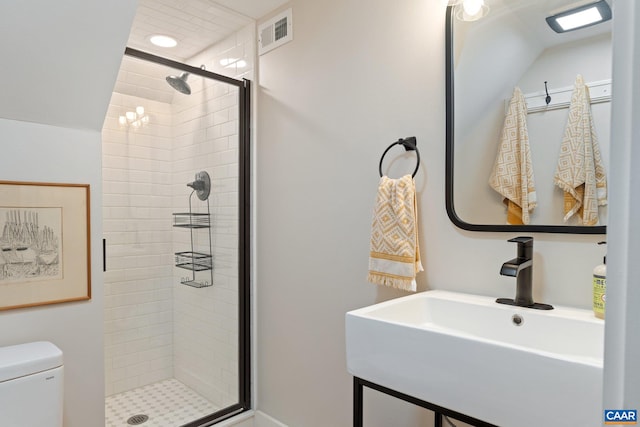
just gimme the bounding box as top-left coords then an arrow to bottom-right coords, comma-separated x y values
127,414 -> 149,425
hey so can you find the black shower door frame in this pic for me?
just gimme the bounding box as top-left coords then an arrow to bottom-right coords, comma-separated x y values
124,47 -> 252,426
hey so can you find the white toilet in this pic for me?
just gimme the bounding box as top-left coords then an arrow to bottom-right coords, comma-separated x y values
0,341 -> 64,427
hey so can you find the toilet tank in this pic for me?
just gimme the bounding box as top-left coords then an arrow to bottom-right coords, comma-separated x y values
0,341 -> 64,427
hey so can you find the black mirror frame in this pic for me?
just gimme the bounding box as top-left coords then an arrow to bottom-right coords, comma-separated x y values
444,6 -> 607,235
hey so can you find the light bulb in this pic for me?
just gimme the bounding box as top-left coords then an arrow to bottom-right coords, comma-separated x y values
125,111 -> 136,122
118,116 -> 127,126
455,0 -> 489,21
136,106 -> 145,116
463,0 -> 483,16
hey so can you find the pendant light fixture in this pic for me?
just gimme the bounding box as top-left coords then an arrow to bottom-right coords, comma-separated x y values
454,0 -> 489,22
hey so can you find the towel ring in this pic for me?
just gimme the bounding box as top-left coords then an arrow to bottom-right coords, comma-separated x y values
378,137 -> 420,178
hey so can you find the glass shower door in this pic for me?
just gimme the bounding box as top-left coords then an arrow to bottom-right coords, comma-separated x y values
103,48 -> 250,427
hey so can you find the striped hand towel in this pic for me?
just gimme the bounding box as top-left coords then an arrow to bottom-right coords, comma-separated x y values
554,74 -> 607,225
368,175 -> 423,292
489,87 -> 537,225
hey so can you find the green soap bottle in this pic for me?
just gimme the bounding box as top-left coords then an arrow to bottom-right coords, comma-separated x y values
593,241 -> 606,319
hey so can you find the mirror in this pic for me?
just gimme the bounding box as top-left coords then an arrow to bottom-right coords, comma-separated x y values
445,0 -> 611,234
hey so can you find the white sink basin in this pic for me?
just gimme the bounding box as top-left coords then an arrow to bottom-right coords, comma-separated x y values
346,290 -> 604,427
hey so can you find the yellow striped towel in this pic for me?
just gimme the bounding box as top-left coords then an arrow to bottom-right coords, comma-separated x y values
368,175 -> 423,291
489,87 -> 537,225
554,74 -> 607,225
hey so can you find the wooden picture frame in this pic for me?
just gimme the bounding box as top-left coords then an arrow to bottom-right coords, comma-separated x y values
0,181 -> 90,310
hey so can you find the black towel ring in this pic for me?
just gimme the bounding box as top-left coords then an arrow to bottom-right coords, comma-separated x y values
378,137 -> 420,178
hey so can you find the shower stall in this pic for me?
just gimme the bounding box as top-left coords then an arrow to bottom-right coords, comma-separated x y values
102,45 -> 250,427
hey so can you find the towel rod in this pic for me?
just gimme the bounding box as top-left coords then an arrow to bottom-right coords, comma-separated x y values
378,137 -> 420,178
505,79 -> 612,114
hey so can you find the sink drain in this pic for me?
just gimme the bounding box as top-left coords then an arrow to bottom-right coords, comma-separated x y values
512,314 -> 524,326
127,414 -> 149,425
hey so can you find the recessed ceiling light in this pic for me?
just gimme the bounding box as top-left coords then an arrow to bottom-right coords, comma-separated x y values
149,35 -> 177,48
546,0 -> 612,33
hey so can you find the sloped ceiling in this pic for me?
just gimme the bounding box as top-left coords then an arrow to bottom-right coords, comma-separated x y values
215,0 -> 291,19
125,0 -> 291,62
113,0 -> 289,104
454,0 -> 613,132
0,0 -> 288,130
126,0 -> 254,62
0,1 -> 138,131
117,0 -> 255,104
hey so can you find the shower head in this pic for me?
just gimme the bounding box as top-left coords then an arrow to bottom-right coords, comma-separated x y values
166,72 -> 191,95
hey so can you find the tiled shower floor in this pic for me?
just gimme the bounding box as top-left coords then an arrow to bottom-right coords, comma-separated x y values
105,378 -> 219,427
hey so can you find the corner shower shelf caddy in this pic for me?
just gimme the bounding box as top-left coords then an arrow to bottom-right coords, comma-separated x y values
173,171 -> 213,288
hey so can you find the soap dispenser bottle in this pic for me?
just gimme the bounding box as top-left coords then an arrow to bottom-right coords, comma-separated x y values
593,241 -> 606,319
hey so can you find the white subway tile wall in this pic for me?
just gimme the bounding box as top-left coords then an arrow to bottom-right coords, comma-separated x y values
103,91 -> 174,396
103,25 -> 253,407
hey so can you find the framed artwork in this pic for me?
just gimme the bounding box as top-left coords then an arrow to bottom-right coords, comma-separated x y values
0,181 -> 90,310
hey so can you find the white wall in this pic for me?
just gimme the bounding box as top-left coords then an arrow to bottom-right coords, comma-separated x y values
172,24 -> 254,409
0,119 -> 105,426
453,11 -> 540,138
256,1 -> 606,426
0,2 -> 136,426
103,92 -> 174,396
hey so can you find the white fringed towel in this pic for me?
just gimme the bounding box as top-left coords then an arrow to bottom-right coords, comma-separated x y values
554,74 -> 607,225
368,175 -> 423,292
489,87 -> 537,225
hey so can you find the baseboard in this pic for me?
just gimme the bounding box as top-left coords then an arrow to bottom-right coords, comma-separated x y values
254,410 -> 289,427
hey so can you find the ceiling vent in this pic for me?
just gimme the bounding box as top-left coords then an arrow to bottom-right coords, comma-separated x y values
258,8 -> 293,55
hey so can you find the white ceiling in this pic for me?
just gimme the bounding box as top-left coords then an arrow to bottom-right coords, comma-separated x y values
124,0 -> 612,95
0,0 -> 137,130
117,0 -> 288,103
126,0 -> 288,62
214,0 -> 292,20
488,0 -> 613,51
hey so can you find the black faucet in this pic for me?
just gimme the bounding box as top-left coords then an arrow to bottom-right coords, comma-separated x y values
496,237 -> 553,310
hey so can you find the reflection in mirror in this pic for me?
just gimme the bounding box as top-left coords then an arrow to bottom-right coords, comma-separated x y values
445,0 -> 610,234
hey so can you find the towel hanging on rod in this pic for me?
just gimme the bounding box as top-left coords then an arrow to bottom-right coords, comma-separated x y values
378,137 -> 421,178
